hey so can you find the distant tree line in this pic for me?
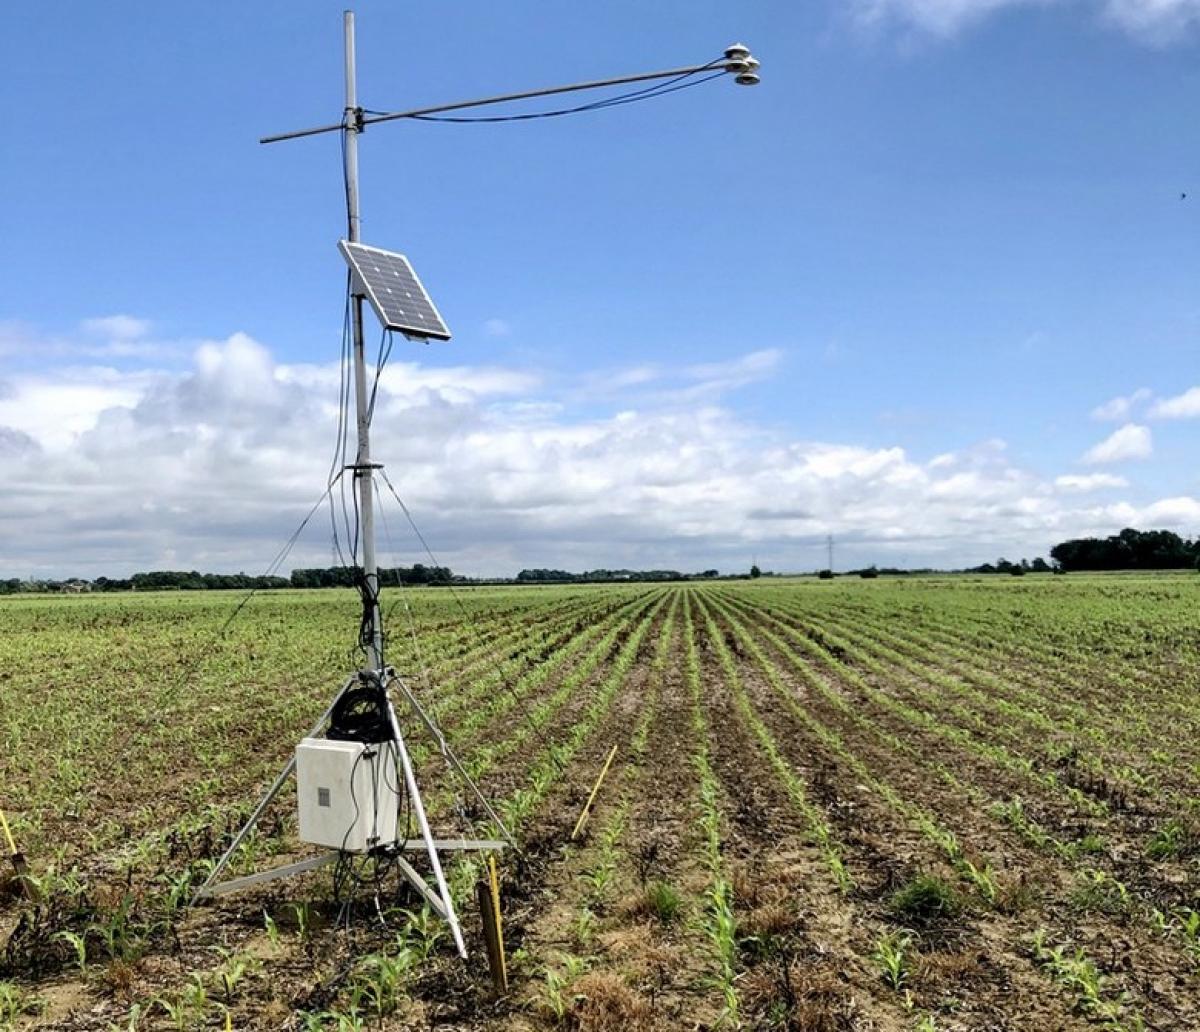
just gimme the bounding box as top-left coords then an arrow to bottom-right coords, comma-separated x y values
1050,528 -> 1200,572
6,529 -> 1196,595
0,564 -> 457,594
965,557 -> 1054,576
516,568 -> 720,584
956,528 -> 1200,574
290,564 -> 454,587
129,571 -> 293,591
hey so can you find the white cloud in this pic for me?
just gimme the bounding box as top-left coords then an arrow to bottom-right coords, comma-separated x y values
483,318 -> 511,338
1140,495 -> 1200,526
854,0 -> 1200,41
1149,386 -> 1200,419
1104,0 -> 1200,41
1,324 -> 1195,577
1055,473 -> 1129,491
574,349 -> 782,405
1092,387 -> 1150,421
855,0 -> 1050,37
0,367 -> 154,450
82,315 -> 151,340
1,317 -> 174,362
1082,423 -> 1153,464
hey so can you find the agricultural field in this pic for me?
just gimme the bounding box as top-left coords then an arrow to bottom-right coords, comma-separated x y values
3,575 -> 1200,1030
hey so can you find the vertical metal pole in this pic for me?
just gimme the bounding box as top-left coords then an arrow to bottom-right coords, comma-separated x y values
343,9 -> 383,669
342,15 -> 462,957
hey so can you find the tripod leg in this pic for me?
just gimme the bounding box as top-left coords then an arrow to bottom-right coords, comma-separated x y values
389,675 -> 517,849
385,697 -> 467,958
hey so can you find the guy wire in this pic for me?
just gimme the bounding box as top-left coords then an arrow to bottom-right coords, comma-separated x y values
375,494 -> 481,840
377,467 -> 565,774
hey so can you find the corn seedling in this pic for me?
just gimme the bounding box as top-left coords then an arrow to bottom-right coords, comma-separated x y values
873,931 -> 914,991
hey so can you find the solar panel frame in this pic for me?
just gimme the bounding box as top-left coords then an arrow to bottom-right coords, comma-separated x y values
338,240 -> 452,341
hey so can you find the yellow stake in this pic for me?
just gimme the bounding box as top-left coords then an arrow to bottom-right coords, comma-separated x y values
488,854 -> 507,991
0,804 -> 34,900
0,807 -> 17,857
571,744 -> 619,840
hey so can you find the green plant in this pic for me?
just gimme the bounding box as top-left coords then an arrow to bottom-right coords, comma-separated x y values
88,892 -> 144,962
155,994 -> 191,1032
212,946 -> 258,1002
182,973 -> 209,1019
1146,820 -> 1185,860
292,900 -> 314,941
873,930 -> 913,991
53,929 -> 89,971
104,1002 -> 145,1031
0,980 -> 43,1024
890,874 -> 960,927
1073,868 -> 1131,916
644,880 -> 682,924
397,906 -> 443,962
303,1009 -> 367,1031
539,966 -> 571,1021
355,947 -> 414,1018
960,858 -> 998,904
1069,833 -> 1106,857
1028,928 -> 1141,1028
534,952 -> 592,1020
581,855 -> 614,898
263,909 -> 280,949
573,906 -> 597,947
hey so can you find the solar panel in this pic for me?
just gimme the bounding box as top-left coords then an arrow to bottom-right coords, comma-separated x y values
338,240 -> 451,341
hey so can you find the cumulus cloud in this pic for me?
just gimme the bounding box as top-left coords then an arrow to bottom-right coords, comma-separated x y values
1,316 -> 174,363
1082,423 -> 1153,464
1092,388 -> 1151,421
1140,495 -> 1200,525
854,0 -> 1200,41
82,315 -> 151,340
0,324 -> 1195,577
0,426 -> 39,457
855,0 -> 1050,37
1055,472 -> 1129,491
1149,386 -> 1200,419
577,349 -> 782,405
1104,0 -> 1200,40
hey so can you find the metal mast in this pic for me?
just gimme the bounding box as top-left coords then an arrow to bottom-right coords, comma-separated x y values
343,10 -> 382,667
193,9 -> 760,957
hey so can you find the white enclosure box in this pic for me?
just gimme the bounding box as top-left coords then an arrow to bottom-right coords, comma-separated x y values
296,738 -> 400,853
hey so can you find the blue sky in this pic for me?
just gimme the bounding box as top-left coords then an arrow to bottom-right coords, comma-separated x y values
1,0 -> 1198,577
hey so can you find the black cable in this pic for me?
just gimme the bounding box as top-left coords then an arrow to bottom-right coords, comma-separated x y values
361,59 -> 726,126
409,71 -> 726,123
349,467 -> 361,566
366,327 -> 393,428
333,749 -> 367,908
328,278 -> 355,570
339,113 -> 354,240
353,566 -> 382,659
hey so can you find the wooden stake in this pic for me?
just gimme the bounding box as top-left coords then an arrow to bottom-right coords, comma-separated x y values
571,744 -> 619,841
477,855 -> 508,993
0,806 -> 34,901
